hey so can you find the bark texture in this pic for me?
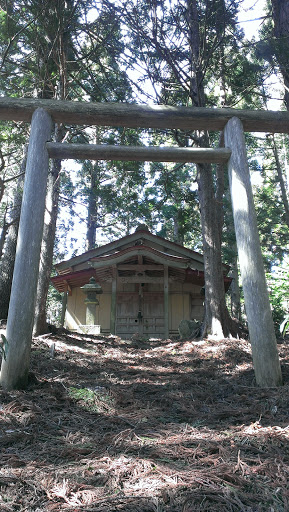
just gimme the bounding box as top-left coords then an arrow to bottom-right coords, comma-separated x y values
86,163 -> 99,251
47,143 -> 231,163
224,117 -> 282,387
271,134 -> 289,228
186,0 -> 233,338
230,254 -> 241,321
0,97 -> 289,132
197,161 -> 233,337
33,152 -> 61,336
271,0 -> 289,108
0,108 -> 52,390
0,156 -> 26,320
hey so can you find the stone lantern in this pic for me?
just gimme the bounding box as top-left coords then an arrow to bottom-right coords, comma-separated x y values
80,277 -> 103,334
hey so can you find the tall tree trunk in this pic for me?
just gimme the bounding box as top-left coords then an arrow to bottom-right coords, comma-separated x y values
0,153 -> 26,320
0,208 -> 10,260
197,162 -> 232,337
173,213 -> 180,243
125,215 -> 130,236
271,0 -> 289,108
271,134 -> 289,228
87,129 -> 101,250
86,163 -> 99,250
33,128 -> 62,335
230,253 -> 241,320
187,0 -> 233,337
33,0 -> 72,333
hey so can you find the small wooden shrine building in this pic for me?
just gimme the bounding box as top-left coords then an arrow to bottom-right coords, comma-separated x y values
52,225 -> 231,338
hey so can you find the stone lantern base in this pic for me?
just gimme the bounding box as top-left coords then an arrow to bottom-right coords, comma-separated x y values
78,324 -> 101,335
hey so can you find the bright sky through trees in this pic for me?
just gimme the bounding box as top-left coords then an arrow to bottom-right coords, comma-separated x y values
239,0 -> 283,110
238,0 -> 266,39
58,0 -> 284,259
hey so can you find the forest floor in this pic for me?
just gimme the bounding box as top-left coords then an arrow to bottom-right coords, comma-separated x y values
0,331 -> 288,512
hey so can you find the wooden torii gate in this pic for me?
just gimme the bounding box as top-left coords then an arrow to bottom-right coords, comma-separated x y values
0,98 -> 287,390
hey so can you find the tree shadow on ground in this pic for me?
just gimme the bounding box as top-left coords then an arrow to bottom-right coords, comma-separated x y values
0,333 -> 288,511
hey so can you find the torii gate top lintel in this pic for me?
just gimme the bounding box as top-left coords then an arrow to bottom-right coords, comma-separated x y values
0,97 -> 289,133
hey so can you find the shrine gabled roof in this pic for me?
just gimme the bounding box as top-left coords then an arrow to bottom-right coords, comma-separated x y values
51,268 -> 96,293
51,242 -> 204,292
89,245 -> 192,269
55,227 -> 205,274
51,259 -> 232,293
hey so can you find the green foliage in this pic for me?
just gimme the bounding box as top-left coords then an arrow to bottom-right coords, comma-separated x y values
256,185 -> 289,269
46,284 -> 62,326
267,267 -> 289,335
68,386 -> 115,412
143,161 -> 201,247
253,136 -> 289,270
0,120 -> 28,241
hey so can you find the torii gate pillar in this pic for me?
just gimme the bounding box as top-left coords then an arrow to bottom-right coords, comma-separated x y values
1,108 -> 52,390
224,117 -> 282,387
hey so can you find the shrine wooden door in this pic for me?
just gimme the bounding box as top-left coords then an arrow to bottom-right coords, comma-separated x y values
115,291 -> 164,338
142,292 -> 164,338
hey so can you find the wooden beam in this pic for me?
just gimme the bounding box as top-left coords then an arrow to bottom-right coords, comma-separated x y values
119,276 -> 164,283
164,265 -> 169,340
60,290 -> 68,328
91,252 -> 189,269
117,264 -> 164,271
0,108 -> 52,390
63,279 -> 72,296
0,97 -> 289,132
110,266 -> 117,335
224,117 -> 282,387
46,142 -> 231,163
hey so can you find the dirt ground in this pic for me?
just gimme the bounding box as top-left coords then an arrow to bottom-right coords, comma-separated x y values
0,331 -> 288,512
